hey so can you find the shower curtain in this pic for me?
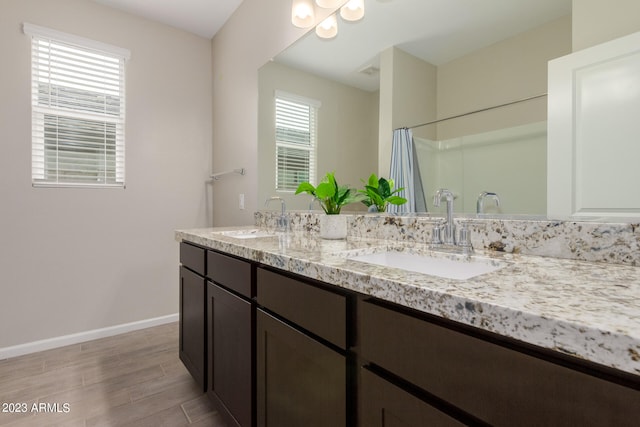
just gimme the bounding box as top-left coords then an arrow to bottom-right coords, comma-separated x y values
388,128 -> 427,214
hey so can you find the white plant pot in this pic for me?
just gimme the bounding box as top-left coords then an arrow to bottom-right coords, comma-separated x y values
319,214 -> 347,240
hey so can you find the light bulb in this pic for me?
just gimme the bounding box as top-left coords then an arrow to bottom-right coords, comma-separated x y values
340,0 -> 364,21
292,0 -> 316,28
316,13 -> 338,39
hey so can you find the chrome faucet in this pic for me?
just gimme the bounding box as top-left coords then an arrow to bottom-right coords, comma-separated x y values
477,191 -> 500,214
432,189 -> 474,254
433,188 -> 456,245
265,196 -> 289,232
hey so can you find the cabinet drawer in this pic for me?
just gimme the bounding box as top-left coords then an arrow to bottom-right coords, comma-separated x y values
257,268 -> 347,349
180,241 -> 206,276
207,251 -> 252,298
360,299 -> 640,427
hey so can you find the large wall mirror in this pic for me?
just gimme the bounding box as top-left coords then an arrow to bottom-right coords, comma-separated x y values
258,0 -> 573,215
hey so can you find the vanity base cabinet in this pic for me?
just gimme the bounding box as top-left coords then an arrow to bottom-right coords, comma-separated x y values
179,242 -> 207,392
359,298 -> 640,427
206,251 -> 254,427
256,267 -> 351,427
179,240 -> 640,427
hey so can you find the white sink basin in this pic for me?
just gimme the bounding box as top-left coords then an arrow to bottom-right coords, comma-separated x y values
348,251 -> 506,280
213,229 -> 276,239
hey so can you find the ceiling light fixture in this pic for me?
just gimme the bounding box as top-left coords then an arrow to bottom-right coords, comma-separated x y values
316,13 -> 338,39
291,0 -> 316,28
340,0 -> 365,22
291,0 -> 365,39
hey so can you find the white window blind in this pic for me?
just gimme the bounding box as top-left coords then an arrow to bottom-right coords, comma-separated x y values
23,23 -> 130,188
275,91 -> 319,192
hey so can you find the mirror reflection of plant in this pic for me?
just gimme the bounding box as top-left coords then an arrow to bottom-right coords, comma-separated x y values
295,171 -> 361,214
359,174 -> 407,212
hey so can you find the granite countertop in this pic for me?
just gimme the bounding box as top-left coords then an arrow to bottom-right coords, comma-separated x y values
176,226 -> 640,376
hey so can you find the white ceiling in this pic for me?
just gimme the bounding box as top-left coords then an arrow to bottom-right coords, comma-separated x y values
277,0 -> 572,91
90,0 -> 572,91
92,0 -> 243,39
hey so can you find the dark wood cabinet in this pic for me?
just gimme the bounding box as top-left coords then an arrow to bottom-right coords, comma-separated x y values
179,240 -> 640,427
180,241 -> 206,276
256,267 -> 351,427
179,242 -> 207,391
256,268 -> 348,348
207,250 -> 254,427
359,298 -> 640,427
207,282 -> 253,427
178,243 -> 256,427
207,251 -> 252,298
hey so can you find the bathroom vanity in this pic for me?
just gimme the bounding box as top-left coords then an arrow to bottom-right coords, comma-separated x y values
177,218 -> 640,427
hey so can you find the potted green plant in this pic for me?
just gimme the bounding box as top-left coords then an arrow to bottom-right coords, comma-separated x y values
295,171 -> 360,239
359,173 -> 407,213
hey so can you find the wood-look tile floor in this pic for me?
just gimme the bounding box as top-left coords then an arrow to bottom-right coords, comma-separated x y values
0,322 -> 228,427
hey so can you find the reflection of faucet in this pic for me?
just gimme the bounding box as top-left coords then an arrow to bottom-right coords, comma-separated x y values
433,189 -> 456,245
265,196 -> 289,232
309,197 -> 321,211
477,191 -> 500,214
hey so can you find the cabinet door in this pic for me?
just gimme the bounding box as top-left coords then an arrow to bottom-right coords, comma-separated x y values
360,368 -> 465,427
179,266 -> 206,391
207,282 -> 253,427
256,309 -> 346,427
548,30 -> 640,218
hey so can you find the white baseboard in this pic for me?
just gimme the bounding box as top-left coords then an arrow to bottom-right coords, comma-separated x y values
0,313 -> 179,361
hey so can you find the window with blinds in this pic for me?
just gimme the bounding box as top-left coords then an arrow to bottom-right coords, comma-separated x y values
275,92 -> 319,192
23,23 -> 130,188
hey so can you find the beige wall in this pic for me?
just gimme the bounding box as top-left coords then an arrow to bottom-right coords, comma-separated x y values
573,0 -> 640,51
211,0 -> 336,225
378,47 -> 437,177
258,62 -> 378,211
436,16 -> 571,139
0,0 -> 212,348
